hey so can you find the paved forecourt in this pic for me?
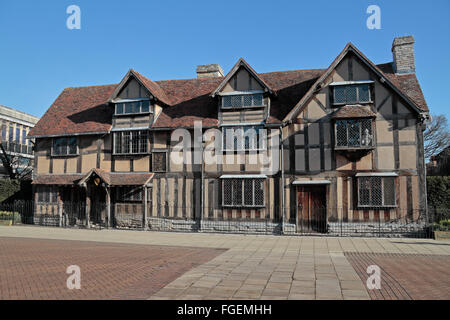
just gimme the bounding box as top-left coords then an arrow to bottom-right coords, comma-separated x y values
0,225 -> 449,300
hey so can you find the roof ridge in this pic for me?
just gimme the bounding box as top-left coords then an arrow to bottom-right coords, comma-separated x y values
65,84 -> 118,90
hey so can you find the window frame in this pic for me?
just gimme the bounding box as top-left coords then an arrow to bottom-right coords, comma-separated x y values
334,118 -> 374,149
332,83 -> 372,105
357,176 -> 397,208
222,125 -> 267,152
113,130 -> 149,155
220,92 -> 264,109
222,178 -> 265,208
36,186 -> 58,204
151,150 -> 167,172
115,186 -> 143,202
114,100 -> 152,116
51,137 -> 78,157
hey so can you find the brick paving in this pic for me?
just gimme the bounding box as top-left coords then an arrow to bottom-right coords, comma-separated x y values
0,237 -> 224,300
1,226 -> 450,300
346,252 -> 450,300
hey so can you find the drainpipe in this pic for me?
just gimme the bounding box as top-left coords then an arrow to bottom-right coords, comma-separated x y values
280,126 -> 285,234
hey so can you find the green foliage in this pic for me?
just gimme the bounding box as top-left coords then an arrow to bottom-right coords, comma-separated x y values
0,210 -> 20,222
427,176 -> 450,209
433,219 -> 450,231
0,179 -> 20,203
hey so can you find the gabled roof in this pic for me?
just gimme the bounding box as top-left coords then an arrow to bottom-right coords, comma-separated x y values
79,168 -> 154,186
211,58 -> 274,97
108,69 -> 171,106
29,47 -> 429,137
283,42 -> 428,122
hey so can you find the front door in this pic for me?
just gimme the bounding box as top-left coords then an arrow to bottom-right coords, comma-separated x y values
90,185 -> 106,226
297,186 -> 327,233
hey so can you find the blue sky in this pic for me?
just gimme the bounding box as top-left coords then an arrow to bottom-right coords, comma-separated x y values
0,0 -> 449,118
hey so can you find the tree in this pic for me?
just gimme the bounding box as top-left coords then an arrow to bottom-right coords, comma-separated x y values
0,143 -> 33,181
424,114 -> 450,160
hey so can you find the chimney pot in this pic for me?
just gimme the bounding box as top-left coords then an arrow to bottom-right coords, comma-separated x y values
196,64 -> 224,78
392,35 -> 416,74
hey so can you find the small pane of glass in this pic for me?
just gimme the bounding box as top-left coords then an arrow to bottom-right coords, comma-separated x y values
116,103 -> 124,114
141,101 -> 150,113
125,103 -> 133,114
334,86 -> 346,104
223,96 -> 232,108
358,84 -> 370,102
346,85 -> 357,103
231,95 -> 242,107
67,137 -> 77,154
252,94 -> 263,106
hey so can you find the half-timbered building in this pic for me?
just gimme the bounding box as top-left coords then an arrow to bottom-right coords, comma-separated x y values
28,36 -> 429,234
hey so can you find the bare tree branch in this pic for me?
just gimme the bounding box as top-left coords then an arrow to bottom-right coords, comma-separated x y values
424,114 -> 450,160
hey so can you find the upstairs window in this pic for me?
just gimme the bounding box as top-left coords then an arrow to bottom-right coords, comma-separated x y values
333,84 -> 371,105
222,178 -> 265,207
221,93 -> 263,109
114,130 -> 148,154
115,100 -> 151,115
358,176 -> 396,207
222,126 -> 266,151
335,119 -> 373,149
152,151 -> 167,172
52,137 -> 78,156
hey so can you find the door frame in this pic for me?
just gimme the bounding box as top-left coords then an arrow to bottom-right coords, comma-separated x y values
296,184 -> 329,233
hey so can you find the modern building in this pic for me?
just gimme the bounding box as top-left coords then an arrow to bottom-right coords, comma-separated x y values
0,105 -> 39,179
28,36 -> 430,235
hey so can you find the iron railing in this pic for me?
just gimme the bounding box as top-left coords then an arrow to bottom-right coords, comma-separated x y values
0,200 -> 448,238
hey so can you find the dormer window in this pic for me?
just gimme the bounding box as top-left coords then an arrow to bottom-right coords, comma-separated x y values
331,81 -> 372,105
115,99 -> 151,115
221,92 -> 264,109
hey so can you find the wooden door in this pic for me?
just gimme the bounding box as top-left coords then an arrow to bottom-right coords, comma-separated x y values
297,186 -> 327,233
90,185 -> 106,225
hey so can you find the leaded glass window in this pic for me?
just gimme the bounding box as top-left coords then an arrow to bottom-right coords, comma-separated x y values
335,119 -> 373,148
333,84 -> 371,104
222,178 -> 265,207
358,176 -> 396,207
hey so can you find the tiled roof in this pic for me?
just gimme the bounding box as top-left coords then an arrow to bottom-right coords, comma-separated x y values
28,84 -> 117,137
377,63 -> 428,112
32,174 -> 85,185
29,60 -> 428,136
33,171 -> 153,186
79,168 -> 153,186
332,105 -> 376,119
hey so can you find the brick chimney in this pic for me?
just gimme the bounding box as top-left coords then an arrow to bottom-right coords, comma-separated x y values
392,36 -> 416,74
196,64 -> 224,78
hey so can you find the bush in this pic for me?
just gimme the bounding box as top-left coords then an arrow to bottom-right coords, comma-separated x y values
427,176 -> 450,208
0,210 -> 21,222
0,179 -> 20,203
